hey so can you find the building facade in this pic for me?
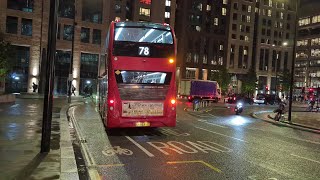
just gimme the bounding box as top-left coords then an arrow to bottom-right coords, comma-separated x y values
226,0 -> 296,95
295,2 -> 320,89
175,0 -> 228,83
0,0 -> 176,95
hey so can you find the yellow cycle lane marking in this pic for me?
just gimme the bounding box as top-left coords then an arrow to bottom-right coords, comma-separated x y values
167,160 -> 222,173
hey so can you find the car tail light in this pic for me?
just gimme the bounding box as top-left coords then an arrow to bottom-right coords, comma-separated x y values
234,97 -> 236,100
171,99 -> 176,105
188,96 -> 191,100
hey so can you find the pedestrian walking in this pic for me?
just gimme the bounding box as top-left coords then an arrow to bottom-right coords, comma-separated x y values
71,85 -> 76,96
32,82 -> 38,92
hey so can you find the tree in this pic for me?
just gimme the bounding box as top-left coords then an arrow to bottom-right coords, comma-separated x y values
0,33 -> 14,93
279,69 -> 291,92
241,68 -> 257,96
209,65 -> 231,94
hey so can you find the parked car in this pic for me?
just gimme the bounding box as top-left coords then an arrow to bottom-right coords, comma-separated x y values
254,94 -> 266,104
265,94 -> 281,105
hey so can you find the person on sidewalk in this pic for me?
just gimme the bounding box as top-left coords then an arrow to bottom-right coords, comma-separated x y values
274,101 -> 286,121
32,82 -> 38,93
71,85 -> 76,96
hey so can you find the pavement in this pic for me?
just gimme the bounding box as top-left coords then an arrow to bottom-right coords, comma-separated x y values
0,94 -> 84,180
252,111 -> 320,133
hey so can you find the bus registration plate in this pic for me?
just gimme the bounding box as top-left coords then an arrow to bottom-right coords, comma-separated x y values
122,102 -> 164,117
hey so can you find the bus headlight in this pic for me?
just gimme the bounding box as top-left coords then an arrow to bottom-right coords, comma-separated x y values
169,59 -> 174,64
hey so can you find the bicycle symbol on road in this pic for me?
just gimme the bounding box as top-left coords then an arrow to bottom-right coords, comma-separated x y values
102,146 -> 133,156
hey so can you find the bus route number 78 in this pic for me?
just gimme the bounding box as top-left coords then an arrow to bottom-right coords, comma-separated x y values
138,46 -> 150,56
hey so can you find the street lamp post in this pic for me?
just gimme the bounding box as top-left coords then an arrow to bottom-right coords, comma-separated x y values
41,0 -> 58,153
68,1 -> 76,103
288,0 -> 300,123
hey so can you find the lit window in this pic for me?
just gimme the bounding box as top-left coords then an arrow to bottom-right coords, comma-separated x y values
207,5 -> 211,11
244,49 -> 248,55
223,0 -> 228,5
280,12 -> 284,19
186,68 -> 197,79
218,57 -> 223,65
140,0 -> 151,5
245,36 -> 249,41
165,0 -> 171,7
222,8 -> 227,16
268,9 -> 272,17
139,8 -> 150,16
196,26 -> 201,32
165,12 -> 170,18
214,18 -> 219,25
219,45 -> 223,50
299,17 -> 310,26
246,16 -> 251,23
311,49 -> 320,57
248,5 -> 251,13
311,38 -> 320,45
268,0 -> 273,7
312,15 -> 320,23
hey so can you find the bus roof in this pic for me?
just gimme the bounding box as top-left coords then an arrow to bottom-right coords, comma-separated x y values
114,21 -> 171,31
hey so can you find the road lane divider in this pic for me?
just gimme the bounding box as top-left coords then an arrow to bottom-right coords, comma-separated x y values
290,154 -> 320,164
167,160 -> 222,173
197,119 -> 227,129
125,136 -> 155,157
195,126 -> 247,142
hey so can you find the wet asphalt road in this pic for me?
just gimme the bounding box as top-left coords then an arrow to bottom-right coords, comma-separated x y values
0,98 -> 63,180
72,99 -> 320,180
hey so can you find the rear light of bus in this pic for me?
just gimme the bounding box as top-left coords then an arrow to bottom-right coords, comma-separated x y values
169,58 -> 174,64
171,99 -> 176,105
109,99 -> 114,110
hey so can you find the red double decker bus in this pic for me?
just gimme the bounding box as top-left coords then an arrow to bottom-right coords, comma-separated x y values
98,21 -> 177,128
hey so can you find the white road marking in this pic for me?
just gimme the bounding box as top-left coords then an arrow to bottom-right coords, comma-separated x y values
291,153 -> 320,164
247,127 -> 320,145
204,122 -> 227,128
197,119 -> 227,128
125,136 -> 155,157
146,140 -> 230,155
195,126 -> 247,142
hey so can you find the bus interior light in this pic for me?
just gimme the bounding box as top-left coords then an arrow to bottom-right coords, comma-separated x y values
169,59 -> 174,63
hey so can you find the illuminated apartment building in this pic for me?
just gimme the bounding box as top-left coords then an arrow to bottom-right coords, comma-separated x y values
0,0 -> 176,94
